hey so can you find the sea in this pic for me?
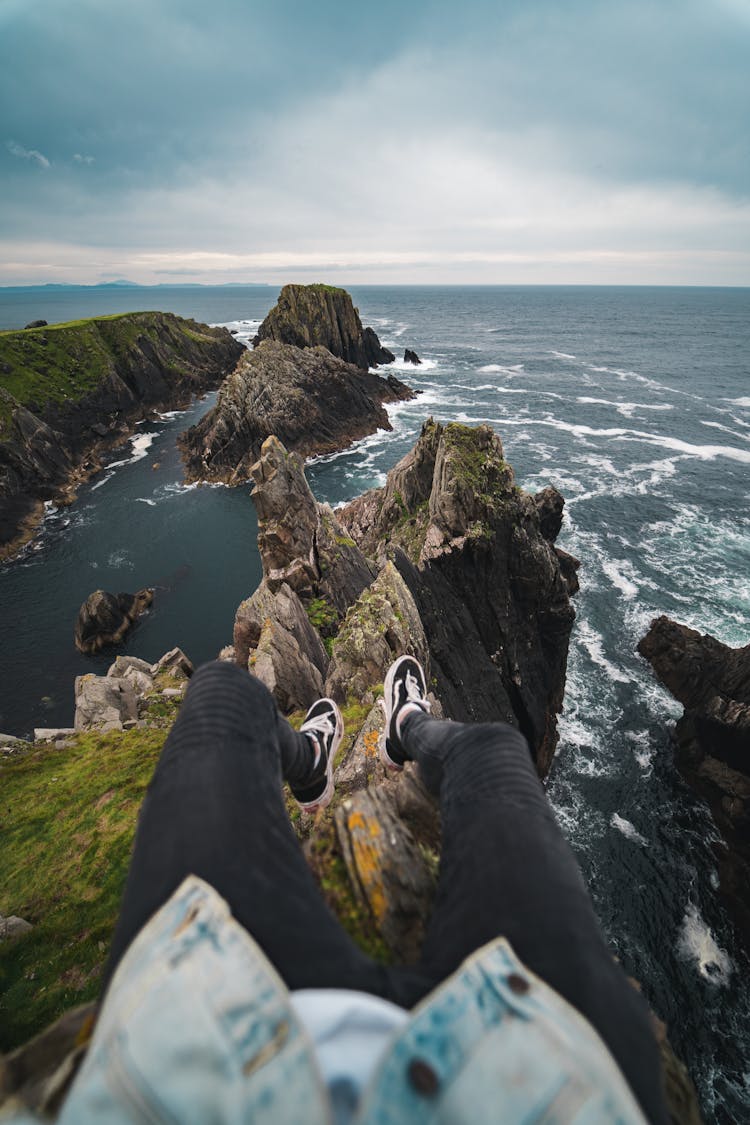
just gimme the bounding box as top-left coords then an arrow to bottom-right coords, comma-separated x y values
1,284 -> 748,1121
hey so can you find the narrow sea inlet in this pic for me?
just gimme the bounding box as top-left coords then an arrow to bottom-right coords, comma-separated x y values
1,284 -> 749,1117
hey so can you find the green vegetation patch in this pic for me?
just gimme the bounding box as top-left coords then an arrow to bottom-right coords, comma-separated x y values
442,422 -> 514,508
0,312 -> 225,416
0,728 -> 166,1050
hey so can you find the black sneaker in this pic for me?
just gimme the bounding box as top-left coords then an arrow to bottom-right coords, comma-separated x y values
292,698 -> 343,813
380,656 -> 431,770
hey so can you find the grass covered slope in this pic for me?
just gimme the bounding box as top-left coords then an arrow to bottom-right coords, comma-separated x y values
0,312 -> 238,433
0,730 -> 166,1050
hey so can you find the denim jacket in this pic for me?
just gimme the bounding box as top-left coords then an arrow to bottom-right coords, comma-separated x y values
7,876 -> 647,1124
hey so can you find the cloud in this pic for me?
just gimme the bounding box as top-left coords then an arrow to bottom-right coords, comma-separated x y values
0,0 -> 748,284
6,140 -> 50,169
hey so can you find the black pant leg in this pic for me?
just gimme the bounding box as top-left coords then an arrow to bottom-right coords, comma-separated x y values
104,661 -> 397,999
401,711 -> 669,1125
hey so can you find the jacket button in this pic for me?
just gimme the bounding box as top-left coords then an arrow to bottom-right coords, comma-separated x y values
408,1058 -> 440,1096
508,973 -> 530,995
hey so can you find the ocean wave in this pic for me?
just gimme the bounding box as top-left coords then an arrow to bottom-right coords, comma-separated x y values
727,397 -> 750,408
576,396 -> 674,419
678,903 -> 733,986
624,730 -> 655,774
601,559 -> 639,599
611,813 -> 649,847
477,363 -> 525,375
551,351 -> 576,360
575,619 -> 633,684
382,356 -> 437,372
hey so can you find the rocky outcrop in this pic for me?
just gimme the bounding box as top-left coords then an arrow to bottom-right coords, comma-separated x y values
74,589 -> 154,654
340,420 -> 578,774
252,283 -> 394,369
73,647 -> 193,732
638,616 -> 750,944
180,341 -> 414,484
0,915 -> 33,940
403,349 -> 421,365
0,313 -> 244,559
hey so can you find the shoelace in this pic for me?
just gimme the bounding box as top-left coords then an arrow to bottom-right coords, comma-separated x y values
302,712 -> 335,764
401,670 -> 432,712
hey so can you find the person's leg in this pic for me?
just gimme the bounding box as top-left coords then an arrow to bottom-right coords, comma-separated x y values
399,708 -> 668,1123
103,661 -> 414,1001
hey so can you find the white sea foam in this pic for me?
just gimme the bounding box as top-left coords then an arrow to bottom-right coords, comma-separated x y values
135,498 -> 157,506
611,814 -> 649,847
477,363 -> 525,375
575,619 -> 632,684
576,396 -> 674,419
678,903 -> 733,986
625,730 -> 655,773
500,416 -> 750,465
727,397 -> 750,408
383,356 -> 438,372
601,559 -> 639,599
551,350 -> 576,359
91,471 -> 115,491
700,420 -> 750,443
107,550 -> 133,569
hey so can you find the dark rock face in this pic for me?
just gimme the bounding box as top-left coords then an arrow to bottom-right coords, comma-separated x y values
74,589 -> 154,654
0,313 -> 243,559
340,420 -> 577,775
403,349 -> 421,365
24,320 -> 48,330
638,616 -> 750,944
252,284 -> 395,369
180,340 -> 414,484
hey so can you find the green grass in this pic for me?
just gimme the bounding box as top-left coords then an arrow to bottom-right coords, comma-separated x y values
0,682 -> 384,1052
0,728 -> 166,1050
0,311 -> 228,418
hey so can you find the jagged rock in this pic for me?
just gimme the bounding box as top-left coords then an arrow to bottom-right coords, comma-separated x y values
150,647 -> 193,680
340,420 -> 576,775
74,589 -> 153,654
107,655 -> 154,696
0,732 -> 21,746
0,313 -> 243,560
218,645 -> 236,661
252,283 -> 394,369
24,320 -> 48,329
73,674 -> 138,732
334,786 -> 436,963
403,349 -> 421,365
179,341 -> 413,484
107,655 -> 153,678
251,617 -> 325,713
249,436 -> 374,617
33,728 -> 76,742
325,562 -> 429,704
534,485 -> 565,542
555,547 -> 581,597
638,616 -> 750,946
334,702 -> 386,795
235,581 -> 328,676
0,915 -> 33,940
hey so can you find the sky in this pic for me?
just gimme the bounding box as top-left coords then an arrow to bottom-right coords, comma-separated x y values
1,0 -> 749,286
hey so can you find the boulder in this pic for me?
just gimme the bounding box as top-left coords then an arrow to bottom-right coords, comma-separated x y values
403,349 -> 421,365
0,915 -> 33,940
638,616 -> 750,946
24,320 -> 48,329
325,562 -> 429,703
150,647 -> 194,680
179,341 -> 413,484
73,674 -> 138,731
252,283 -> 394,369
74,589 -> 153,654
534,485 -> 565,543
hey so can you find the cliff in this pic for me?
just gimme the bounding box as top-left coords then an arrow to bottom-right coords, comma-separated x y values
179,340 -> 414,484
638,616 -> 750,946
0,312 -> 244,558
252,283 -> 395,368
